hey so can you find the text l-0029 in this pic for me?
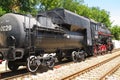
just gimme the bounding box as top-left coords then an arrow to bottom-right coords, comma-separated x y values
0,25 -> 12,31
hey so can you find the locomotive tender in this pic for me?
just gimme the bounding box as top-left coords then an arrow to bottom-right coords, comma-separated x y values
0,8 -> 113,72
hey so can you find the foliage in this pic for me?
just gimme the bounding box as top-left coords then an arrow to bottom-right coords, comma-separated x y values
39,0 -> 83,11
90,7 -> 111,27
0,7 -> 6,16
0,0 -> 39,15
110,25 -> 120,40
61,0 -> 83,12
39,0 -> 62,11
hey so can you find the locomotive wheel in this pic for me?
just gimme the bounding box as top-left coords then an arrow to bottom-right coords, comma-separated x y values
8,61 -> 19,72
72,51 -> 79,62
80,53 -> 85,61
27,56 -> 39,72
77,51 -> 85,62
108,44 -> 114,51
46,56 -> 55,69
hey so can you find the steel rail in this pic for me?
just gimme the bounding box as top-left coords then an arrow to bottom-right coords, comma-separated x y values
62,51 -> 120,80
100,63 -> 120,80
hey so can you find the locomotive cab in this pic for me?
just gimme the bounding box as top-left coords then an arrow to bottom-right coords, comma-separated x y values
90,19 -> 99,40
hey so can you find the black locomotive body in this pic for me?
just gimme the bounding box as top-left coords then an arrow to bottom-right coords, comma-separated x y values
0,8 -> 113,72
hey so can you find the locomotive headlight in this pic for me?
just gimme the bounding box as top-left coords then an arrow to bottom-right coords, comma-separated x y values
64,34 -> 70,39
67,35 -> 70,39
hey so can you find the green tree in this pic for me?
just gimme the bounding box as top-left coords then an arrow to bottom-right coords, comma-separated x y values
19,0 -> 39,15
77,4 -> 91,17
39,0 -> 62,11
0,7 -> 6,16
62,0 -> 83,12
39,0 -> 83,11
110,25 -> 120,40
89,7 -> 111,27
0,0 -> 39,15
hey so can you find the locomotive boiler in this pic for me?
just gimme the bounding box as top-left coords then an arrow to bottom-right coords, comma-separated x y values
0,8 -> 113,72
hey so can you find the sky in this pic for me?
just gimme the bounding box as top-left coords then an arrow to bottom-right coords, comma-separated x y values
84,0 -> 120,26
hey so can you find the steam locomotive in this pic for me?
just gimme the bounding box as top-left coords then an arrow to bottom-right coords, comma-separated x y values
0,8 -> 113,72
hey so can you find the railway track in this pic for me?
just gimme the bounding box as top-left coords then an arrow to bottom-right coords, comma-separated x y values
0,59 -> 72,80
100,63 -> 120,80
0,49 -> 120,80
62,51 -> 120,80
